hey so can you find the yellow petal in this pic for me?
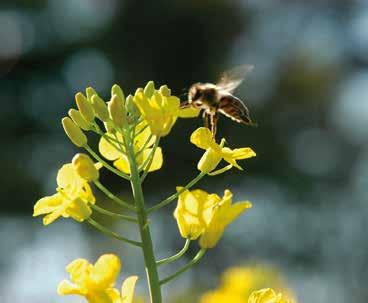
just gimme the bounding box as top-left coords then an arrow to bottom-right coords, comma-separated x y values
230,147 -> 256,159
121,276 -> 138,303
224,201 -> 252,226
248,288 -> 284,303
135,122 -> 155,149
90,254 -> 121,289
64,198 -> 92,222
33,194 -> 63,216
178,107 -> 200,118
72,153 -> 99,182
197,148 -> 222,173
57,280 -> 85,296
142,147 -> 163,172
106,288 -> 122,303
114,156 -> 131,174
174,188 -> 217,239
190,127 -> 214,150
99,134 -> 124,161
57,163 -> 84,190
66,258 -> 91,285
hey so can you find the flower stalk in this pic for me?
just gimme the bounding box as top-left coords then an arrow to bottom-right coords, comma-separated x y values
123,127 -> 163,303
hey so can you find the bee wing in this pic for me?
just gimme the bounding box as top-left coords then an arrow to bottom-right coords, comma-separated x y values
216,64 -> 254,93
218,94 -> 256,126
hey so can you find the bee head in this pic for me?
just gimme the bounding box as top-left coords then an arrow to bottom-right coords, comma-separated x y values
188,83 -> 204,103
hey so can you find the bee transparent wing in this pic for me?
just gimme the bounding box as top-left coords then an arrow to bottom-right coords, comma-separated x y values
216,64 -> 254,93
218,94 -> 256,125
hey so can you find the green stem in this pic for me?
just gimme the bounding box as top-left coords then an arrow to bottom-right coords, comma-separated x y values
94,180 -> 136,212
87,218 -> 142,247
84,145 -> 130,181
124,129 -> 162,303
156,239 -> 190,266
147,172 -> 206,213
90,204 -> 138,223
159,249 -> 206,285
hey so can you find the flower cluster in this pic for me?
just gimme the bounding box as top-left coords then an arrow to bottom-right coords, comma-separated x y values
33,81 -> 259,303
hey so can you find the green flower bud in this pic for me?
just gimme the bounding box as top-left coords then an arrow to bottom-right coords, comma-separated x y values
62,117 -> 87,147
75,93 -> 94,122
86,87 -> 97,101
104,120 -> 115,133
126,94 -> 139,117
143,81 -> 155,98
111,84 -> 125,104
108,95 -> 127,128
159,85 -> 171,97
91,95 -> 109,122
72,153 -> 99,182
68,109 -> 91,131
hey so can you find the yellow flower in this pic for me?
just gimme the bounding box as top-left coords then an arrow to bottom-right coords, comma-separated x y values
33,163 -> 95,225
200,264 -> 297,303
133,82 -> 199,137
199,190 -> 252,248
190,127 -> 256,175
174,188 -> 251,248
174,188 -> 220,240
58,254 -> 138,303
248,288 -> 290,303
99,121 -> 162,174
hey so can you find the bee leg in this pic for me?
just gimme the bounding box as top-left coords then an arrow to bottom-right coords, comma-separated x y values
210,113 -> 219,138
203,111 -> 210,128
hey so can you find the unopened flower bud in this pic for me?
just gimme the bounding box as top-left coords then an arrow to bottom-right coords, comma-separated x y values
68,109 -> 91,131
62,117 -> 87,147
159,85 -> 171,97
104,120 -> 115,133
143,81 -> 155,98
75,93 -> 94,122
91,95 -> 109,122
108,95 -> 127,128
126,94 -> 139,117
86,87 -> 97,101
111,84 -> 125,104
72,153 -> 99,181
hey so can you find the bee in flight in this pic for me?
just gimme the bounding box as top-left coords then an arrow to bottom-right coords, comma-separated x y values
182,65 -> 257,137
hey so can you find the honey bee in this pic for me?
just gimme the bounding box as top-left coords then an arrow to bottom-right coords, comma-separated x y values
182,65 -> 257,137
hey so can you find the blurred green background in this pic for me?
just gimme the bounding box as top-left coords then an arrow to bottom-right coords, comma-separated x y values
1,0 -> 368,302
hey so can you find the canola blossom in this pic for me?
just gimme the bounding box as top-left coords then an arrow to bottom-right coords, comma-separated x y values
200,265 -> 296,303
133,81 -> 199,137
33,82 -> 258,303
33,162 -> 95,225
190,127 -> 256,175
174,188 -> 252,248
58,254 -> 138,303
248,288 -> 291,303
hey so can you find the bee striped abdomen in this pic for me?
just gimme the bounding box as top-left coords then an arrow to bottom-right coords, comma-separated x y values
218,94 -> 252,124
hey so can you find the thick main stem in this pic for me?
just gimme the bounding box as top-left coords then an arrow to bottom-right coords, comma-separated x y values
124,130 -> 162,303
